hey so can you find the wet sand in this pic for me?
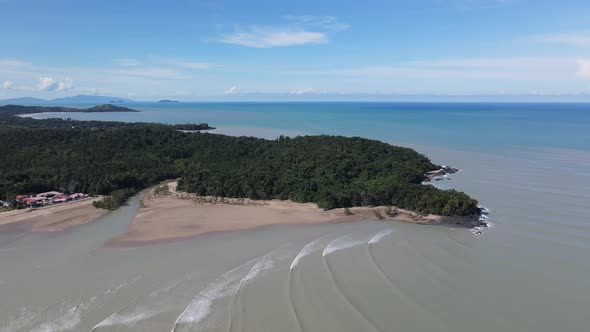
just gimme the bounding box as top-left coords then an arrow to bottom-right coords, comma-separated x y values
109,182 -> 449,245
0,197 -> 107,231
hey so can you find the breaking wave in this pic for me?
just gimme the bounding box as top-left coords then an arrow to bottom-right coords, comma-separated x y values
368,229 -> 394,245
322,234 -> 366,257
322,234 -> 381,332
227,244 -> 295,332
171,259 -> 257,332
93,274 -> 191,330
290,234 -> 336,270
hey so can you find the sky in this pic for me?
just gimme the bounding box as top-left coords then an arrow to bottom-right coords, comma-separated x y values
1,0 -> 590,101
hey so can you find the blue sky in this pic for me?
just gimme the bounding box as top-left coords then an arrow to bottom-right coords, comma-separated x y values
1,0 -> 590,100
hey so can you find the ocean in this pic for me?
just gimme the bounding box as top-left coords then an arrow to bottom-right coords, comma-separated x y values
1,102 -> 589,331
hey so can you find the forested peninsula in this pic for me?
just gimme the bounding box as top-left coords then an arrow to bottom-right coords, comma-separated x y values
0,103 -> 139,116
0,107 -> 480,217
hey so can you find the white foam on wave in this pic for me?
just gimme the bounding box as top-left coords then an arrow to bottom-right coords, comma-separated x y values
0,306 -> 37,332
172,244 -> 294,332
290,234 -> 335,270
240,244 -> 294,285
30,307 -> 81,332
91,298 -> 146,331
170,260 -> 256,332
368,229 -> 394,245
31,297 -> 96,332
322,234 -> 366,256
93,274 -> 191,330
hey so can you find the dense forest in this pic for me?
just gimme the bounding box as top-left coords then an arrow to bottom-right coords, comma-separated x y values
0,103 -> 139,116
0,112 -> 480,216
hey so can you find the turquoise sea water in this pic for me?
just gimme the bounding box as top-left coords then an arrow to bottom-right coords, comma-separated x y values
25,102 -> 590,151
2,102 -> 590,331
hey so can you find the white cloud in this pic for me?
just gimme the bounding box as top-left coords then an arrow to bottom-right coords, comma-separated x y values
37,77 -> 58,91
284,16 -> 349,32
534,31 -> 590,46
291,57 -> 579,81
115,59 -> 141,67
37,77 -> 74,91
162,59 -> 218,70
58,78 -> 73,91
219,16 -> 347,48
224,86 -> 239,94
577,59 -> 590,78
110,67 -> 191,80
290,88 -> 315,95
221,29 -> 327,48
2,80 -> 13,89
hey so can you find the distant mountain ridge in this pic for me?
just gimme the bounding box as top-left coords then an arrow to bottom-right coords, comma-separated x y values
0,94 -> 134,103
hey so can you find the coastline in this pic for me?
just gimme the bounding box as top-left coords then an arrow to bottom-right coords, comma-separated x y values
0,197 -> 107,232
108,181 -> 481,246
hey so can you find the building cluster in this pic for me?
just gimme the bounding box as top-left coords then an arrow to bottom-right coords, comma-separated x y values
15,191 -> 89,208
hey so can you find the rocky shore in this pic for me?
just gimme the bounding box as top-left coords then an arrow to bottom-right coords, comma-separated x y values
424,165 -> 460,181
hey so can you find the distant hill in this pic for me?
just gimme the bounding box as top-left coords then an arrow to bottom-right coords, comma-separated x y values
158,99 -> 179,103
51,95 -> 134,103
0,97 -> 46,103
0,95 -> 134,103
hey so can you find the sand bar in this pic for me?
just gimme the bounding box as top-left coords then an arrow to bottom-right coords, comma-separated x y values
109,181 -> 451,245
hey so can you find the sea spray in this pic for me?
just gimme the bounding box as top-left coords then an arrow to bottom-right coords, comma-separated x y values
227,244 -> 296,332
472,206 -> 491,235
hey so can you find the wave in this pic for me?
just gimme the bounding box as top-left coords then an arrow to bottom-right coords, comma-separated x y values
91,297 -> 144,331
227,244 -> 295,332
0,306 -> 39,332
290,234 -> 336,270
368,229 -> 394,245
0,296 -> 75,332
366,231 -> 432,318
171,259 -> 257,332
322,234 -> 366,257
30,297 -> 91,332
288,234 -> 337,332
93,274 -> 192,330
322,236 -> 381,332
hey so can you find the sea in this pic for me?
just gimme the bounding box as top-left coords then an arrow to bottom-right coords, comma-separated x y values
1,102 -> 589,331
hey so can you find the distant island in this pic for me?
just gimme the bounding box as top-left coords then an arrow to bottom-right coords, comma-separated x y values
0,104 -> 139,116
158,99 -> 179,103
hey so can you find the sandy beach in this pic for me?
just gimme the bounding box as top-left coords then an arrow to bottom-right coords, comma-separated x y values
0,197 -> 108,231
109,181 -> 450,245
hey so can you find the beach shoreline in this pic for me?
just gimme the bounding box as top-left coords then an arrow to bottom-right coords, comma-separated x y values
107,181 -> 481,246
0,197 -> 108,232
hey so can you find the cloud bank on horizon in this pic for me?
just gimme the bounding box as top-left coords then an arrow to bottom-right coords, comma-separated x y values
1,0 -> 590,100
